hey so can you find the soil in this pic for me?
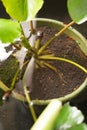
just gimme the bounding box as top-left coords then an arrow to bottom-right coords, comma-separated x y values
29,26 -> 87,100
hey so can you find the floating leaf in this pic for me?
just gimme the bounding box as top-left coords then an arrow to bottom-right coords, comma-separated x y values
1,0 -> 44,21
67,0 -> 87,24
0,19 -> 21,43
55,103 -> 85,130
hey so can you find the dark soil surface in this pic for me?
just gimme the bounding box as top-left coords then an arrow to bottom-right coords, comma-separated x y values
30,26 -> 87,100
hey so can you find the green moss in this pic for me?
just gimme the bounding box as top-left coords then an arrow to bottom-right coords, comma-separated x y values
0,55 -> 19,87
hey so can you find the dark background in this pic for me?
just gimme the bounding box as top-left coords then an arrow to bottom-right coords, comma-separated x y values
37,0 -> 87,38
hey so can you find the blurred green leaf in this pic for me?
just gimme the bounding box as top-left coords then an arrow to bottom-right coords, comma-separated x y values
27,0 -> 44,20
68,123 -> 87,130
1,0 -> 44,21
30,100 -> 62,130
1,0 -> 28,21
0,19 -> 21,43
67,0 -> 87,24
55,103 -> 85,130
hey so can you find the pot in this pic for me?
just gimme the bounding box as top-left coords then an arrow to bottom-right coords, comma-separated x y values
28,18 -> 87,104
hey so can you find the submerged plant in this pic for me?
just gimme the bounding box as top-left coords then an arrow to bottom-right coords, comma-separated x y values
0,0 -> 87,129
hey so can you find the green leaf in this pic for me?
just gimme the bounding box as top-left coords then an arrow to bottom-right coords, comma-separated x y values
55,103 -> 84,130
0,19 -> 21,43
67,0 -> 87,24
27,0 -> 44,20
30,100 -> 62,130
1,0 -> 44,21
1,0 -> 28,21
68,123 -> 87,130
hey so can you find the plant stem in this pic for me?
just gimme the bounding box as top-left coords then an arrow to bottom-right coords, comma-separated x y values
55,21 -> 75,37
39,55 -> 87,74
38,36 -> 56,55
24,86 -> 37,122
38,21 -> 75,55
10,67 -> 20,90
30,20 -> 34,34
12,43 -> 21,50
12,91 -> 26,102
19,22 -> 32,50
0,80 -> 9,92
30,100 -> 62,130
21,36 -> 32,50
35,38 -> 41,50
43,62 -> 57,73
